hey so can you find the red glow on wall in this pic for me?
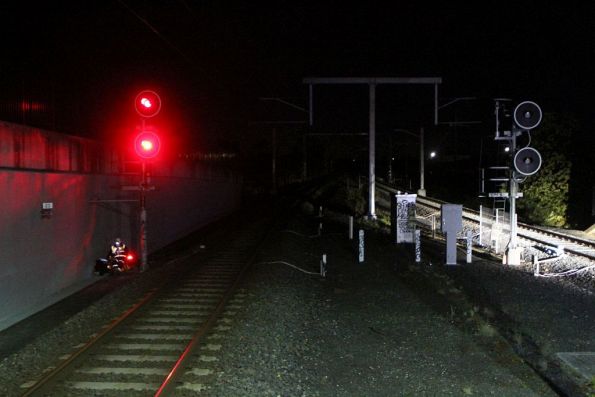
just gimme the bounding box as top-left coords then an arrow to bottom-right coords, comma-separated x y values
20,101 -> 46,112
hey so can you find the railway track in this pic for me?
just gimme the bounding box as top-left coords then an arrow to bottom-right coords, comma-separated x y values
21,216 -> 272,397
376,181 -> 595,263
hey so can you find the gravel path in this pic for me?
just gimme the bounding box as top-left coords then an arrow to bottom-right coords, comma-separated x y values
199,209 -> 561,396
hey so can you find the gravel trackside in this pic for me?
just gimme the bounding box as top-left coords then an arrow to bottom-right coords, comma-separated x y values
197,209 -> 561,396
0,201 -> 591,396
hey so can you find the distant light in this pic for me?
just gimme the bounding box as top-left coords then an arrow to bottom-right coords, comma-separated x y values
504,146 -> 510,152
430,151 -> 437,158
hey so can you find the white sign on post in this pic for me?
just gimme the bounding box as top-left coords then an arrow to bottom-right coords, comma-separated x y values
396,194 -> 417,243
415,229 -> 421,263
466,230 -> 473,263
358,229 -> 365,263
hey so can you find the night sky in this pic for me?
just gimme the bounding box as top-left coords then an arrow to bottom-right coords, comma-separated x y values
1,2 -> 593,154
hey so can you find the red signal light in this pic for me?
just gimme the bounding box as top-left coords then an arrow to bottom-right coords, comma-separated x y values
135,90 -> 161,118
140,98 -> 152,108
134,131 -> 161,159
141,139 -> 153,151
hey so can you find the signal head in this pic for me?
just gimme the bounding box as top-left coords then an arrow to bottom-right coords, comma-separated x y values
513,101 -> 542,130
135,90 -> 161,118
514,147 -> 542,176
134,131 -> 161,159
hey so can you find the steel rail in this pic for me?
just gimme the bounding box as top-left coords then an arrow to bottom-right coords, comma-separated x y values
21,289 -> 159,396
21,212 -> 275,396
154,226 -> 271,396
376,181 -> 595,261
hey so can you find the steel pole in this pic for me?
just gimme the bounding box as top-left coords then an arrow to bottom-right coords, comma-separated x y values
509,180 -> 517,248
418,127 -> 426,196
368,83 -> 376,218
510,130 -> 517,250
140,161 -> 148,272
506,130 -> 520,265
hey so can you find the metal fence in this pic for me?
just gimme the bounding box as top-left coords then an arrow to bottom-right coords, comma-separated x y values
478,205 -> 511,254
413,202 -> 513,255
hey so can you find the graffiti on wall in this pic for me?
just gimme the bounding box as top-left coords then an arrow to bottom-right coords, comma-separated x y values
396,194 -> 417,243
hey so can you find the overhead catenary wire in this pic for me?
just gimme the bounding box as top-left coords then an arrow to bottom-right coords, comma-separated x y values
115,0 -> 199,68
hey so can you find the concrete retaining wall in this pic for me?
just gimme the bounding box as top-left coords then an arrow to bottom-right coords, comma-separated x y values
0,122 -> 242,331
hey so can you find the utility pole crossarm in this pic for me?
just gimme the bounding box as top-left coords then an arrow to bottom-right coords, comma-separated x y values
303,77 -> 442,85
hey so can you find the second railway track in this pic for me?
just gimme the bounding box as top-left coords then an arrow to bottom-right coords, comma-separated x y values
21,211 -> 273,397
376,181 -> 595,262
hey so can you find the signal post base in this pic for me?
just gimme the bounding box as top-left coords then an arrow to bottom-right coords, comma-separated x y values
504,247 -> 522,266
